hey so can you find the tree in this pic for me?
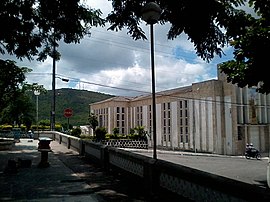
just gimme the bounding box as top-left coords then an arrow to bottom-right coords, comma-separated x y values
88,113 -> 98,135
0,0 -> 105,61
107,0 -> 245,62
219,0 -> 270,94
0,60 -> 30,111
0,89 -> 34,128
0,1 -> 105,128
107,0 -> 270,93
0,60 -> 49,129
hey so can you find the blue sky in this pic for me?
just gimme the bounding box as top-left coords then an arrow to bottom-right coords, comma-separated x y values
12,0 -> 235,97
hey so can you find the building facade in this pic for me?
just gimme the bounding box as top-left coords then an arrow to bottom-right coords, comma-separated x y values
89,71 -> 270,155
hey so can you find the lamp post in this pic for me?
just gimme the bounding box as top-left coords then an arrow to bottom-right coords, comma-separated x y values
142,2 -> 161,160
51,43 -> 56,131
34,90 -> 40,137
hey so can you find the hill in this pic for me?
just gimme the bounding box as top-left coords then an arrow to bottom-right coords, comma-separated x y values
30,88 -> 114,126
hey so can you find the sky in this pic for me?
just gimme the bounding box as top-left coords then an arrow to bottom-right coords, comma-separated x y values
8,0 -> 236,97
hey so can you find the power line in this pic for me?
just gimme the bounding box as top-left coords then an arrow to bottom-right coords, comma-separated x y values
55,73 -> 270,109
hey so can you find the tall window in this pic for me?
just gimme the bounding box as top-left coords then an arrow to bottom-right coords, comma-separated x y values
162,102 -> 171,143
96,107 -> 108,129
179,100 -> 189,143
116,106 -> 125,134
148,105 -> 152,136
136,106 -> 143,126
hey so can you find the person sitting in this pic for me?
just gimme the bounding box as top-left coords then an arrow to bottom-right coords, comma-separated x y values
245,143 -> 250,152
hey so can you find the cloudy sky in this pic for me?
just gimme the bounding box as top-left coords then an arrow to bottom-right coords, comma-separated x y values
12,0 -> 235,97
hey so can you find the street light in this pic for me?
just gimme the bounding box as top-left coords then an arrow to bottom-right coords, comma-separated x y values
141,2 -> 161,160
34,90 -> 40,138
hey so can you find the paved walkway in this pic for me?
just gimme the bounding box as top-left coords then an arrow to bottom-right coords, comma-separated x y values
0,139 -> 157,202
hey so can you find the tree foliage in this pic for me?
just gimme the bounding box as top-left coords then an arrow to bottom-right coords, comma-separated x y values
0,1 -> 106,127
107,0 -> 270,94
107,0 -> 245,62
0,60 -> 31,112
0,0 -> 105,61
219,0 -> 270,94
0,60 -> 34,126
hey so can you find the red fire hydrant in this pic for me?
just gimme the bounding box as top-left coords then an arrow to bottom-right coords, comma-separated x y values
38,137 -> 52,168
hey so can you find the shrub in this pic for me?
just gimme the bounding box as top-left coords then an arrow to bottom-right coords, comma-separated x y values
80,134 -> 94,140
112,127 -> 119,135
70,127 -> 82,137
95,127 -> 107,141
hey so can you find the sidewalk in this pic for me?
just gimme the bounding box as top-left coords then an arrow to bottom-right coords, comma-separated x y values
0,139 -> 155,202
0,139 -> 101,201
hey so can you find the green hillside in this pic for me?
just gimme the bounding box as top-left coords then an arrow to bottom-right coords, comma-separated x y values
30,88 -> 114,127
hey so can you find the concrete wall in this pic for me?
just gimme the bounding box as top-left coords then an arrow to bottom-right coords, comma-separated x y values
39,131 -> 269,201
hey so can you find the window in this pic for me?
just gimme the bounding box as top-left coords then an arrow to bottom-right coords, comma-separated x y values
179,100 -> 189,145
185,127 -> 188,134
136,106 -> 143,126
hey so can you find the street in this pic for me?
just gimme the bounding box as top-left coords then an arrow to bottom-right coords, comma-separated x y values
123,149 -> 269,188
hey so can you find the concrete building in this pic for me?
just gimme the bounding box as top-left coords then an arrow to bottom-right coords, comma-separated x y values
89,70 -> 270,155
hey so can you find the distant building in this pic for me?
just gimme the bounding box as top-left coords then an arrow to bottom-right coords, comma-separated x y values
79,125 -> 90,135
89,69 -> 270,155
